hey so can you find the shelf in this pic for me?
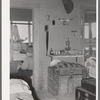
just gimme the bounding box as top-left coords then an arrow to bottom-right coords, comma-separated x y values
48,54 -> 83,58
48,54 -> 84,65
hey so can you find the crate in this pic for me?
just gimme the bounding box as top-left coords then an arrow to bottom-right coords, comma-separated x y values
48,62 -> 87,77
48,62 -> 87,96
48,74 -> 82,96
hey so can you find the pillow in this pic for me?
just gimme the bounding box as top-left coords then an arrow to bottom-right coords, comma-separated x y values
85,57 -> 96,68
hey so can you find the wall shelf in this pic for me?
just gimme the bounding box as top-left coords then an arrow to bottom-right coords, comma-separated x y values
48,54 -> 84,65
48,54 -> 83,58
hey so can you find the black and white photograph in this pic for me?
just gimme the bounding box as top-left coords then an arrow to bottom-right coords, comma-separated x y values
2,0 -> 98,100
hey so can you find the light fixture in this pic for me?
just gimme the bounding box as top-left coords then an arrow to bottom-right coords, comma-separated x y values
71,30 -> 77,36
58,18 -> 73,25
59,18 -> 73,22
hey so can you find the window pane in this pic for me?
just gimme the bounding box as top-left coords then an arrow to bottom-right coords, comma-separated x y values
17,24 -> 28,41
11,21 -> 33,43
91,22 -> 96,38
13,21 -> 28,24
84,23 -> 89,38
31,25 -> 33,42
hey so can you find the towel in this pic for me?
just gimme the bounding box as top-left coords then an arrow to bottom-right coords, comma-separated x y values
50,59 -> 61,66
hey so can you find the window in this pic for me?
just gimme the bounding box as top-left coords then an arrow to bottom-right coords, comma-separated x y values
83,9 -> 96,40
11,21 -> 33,44
81,8 -> 96,61
84,22 -> 96,39
10,8 -> 33,61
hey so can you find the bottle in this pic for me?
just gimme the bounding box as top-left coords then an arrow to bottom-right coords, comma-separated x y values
50,48 -> 54,55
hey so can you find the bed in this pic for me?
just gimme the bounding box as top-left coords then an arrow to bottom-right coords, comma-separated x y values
10,74 -> 40,100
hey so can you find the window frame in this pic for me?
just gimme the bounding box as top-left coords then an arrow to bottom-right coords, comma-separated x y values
80,6 -> 96,41
10,21 -> 33,45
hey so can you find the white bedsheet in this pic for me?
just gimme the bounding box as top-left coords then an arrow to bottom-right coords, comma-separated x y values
10,79 -> 34,100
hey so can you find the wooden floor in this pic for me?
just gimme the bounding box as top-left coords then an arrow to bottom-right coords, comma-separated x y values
37,90 -> 75,100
